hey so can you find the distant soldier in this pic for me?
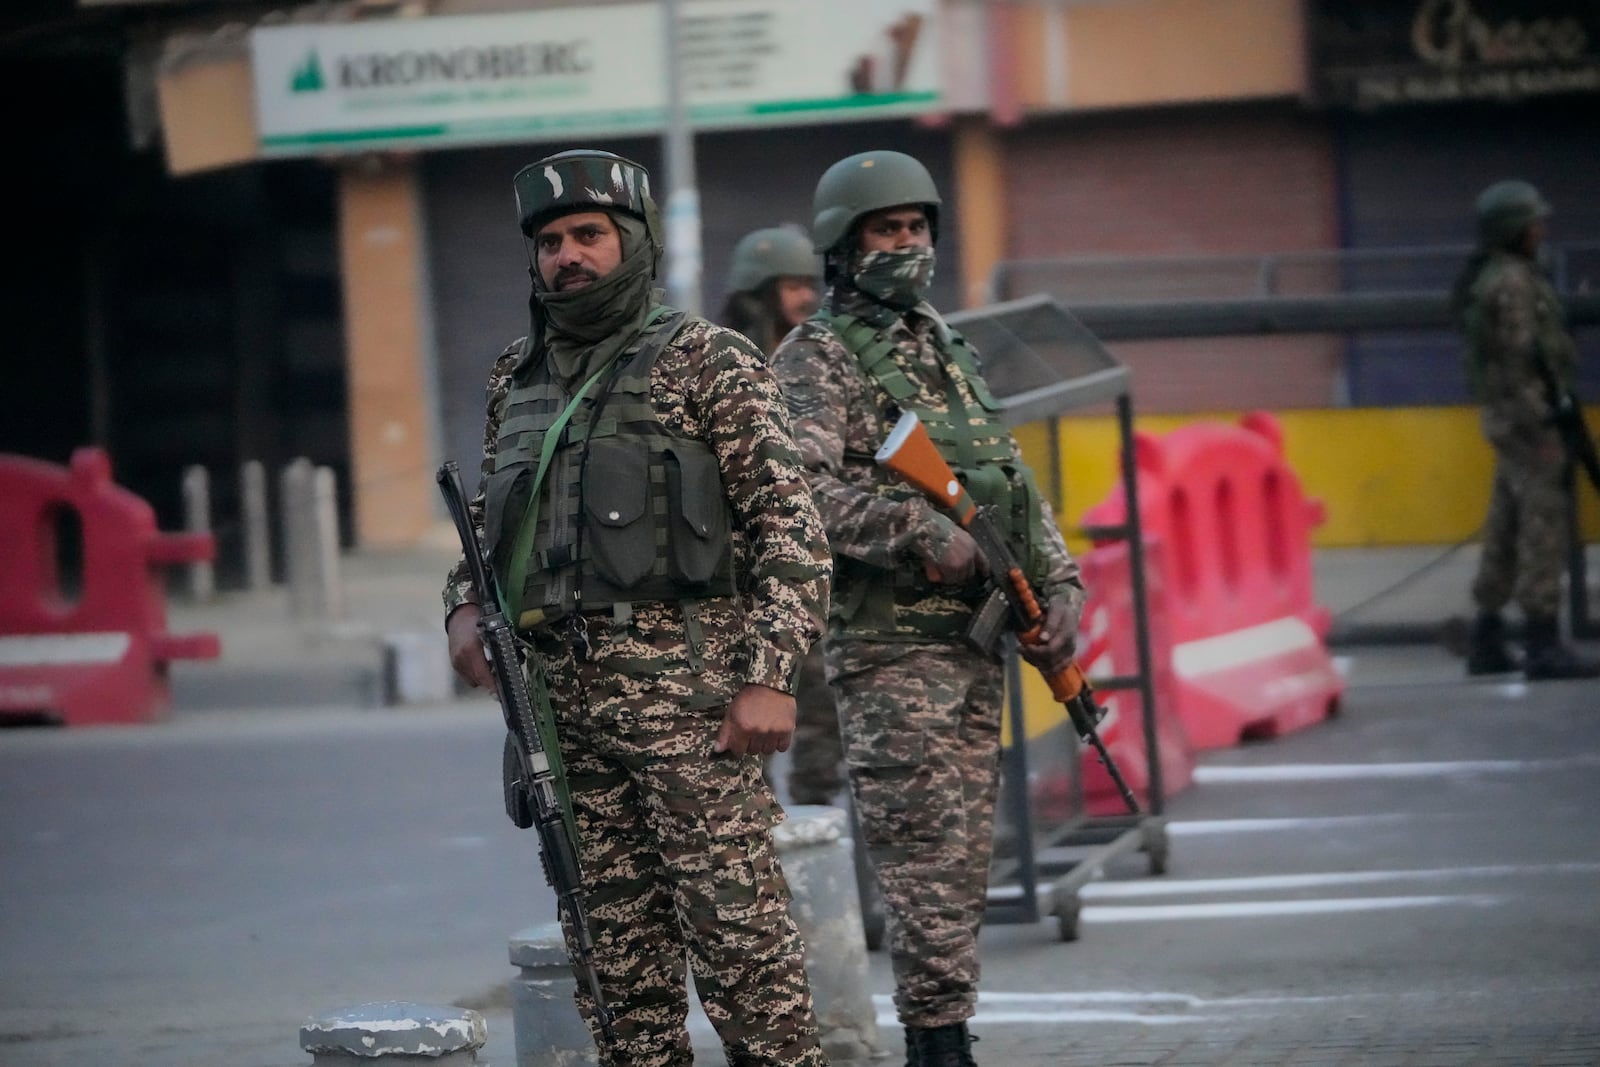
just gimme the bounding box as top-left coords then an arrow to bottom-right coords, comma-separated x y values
773,150 -> 1086,1066
720,225 -> 823,360
442,149 -> 832,1066
717,226 -> 844,808
1453,179 -> 1599,680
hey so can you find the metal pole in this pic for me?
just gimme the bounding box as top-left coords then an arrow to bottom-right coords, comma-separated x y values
661,0 -> 702,315
1118,393 -> 1165,816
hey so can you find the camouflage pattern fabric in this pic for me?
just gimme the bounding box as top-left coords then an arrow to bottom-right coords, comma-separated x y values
531,605 -> 824,1066
825,638 -> 1003,1027
1465,251 -> 1578,619
772,288 -> 1084,639
773,282 -> 1085,1029
444,315 -> 831,1065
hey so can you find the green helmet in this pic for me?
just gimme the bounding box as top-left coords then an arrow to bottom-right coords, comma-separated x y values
1475,179 -> 1551,248
811,150 -> 941,254
513,149 -> 661,248
725,226 -> 820,293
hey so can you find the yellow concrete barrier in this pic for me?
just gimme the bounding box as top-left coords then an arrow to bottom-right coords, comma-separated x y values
1015,406 -> 1600,548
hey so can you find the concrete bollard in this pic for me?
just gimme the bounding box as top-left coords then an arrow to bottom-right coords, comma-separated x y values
776,804 -> 884,1062
383,630 -> 456,705
240,459 -> 271,591
281,458 -> 345,622
300,1001 -> 486,1065
281,457 -> 315,618
180,464 -> 214,601
508,922 -> 598,1066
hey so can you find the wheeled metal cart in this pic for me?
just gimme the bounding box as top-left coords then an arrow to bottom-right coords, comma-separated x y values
940,295 -> 1169,941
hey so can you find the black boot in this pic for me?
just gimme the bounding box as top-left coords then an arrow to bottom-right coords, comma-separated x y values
1523,616 -> 1600,680
906,1021 -> 979,1067
1466,612 -> 1518,675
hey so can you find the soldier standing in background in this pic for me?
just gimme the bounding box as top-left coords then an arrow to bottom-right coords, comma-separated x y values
772,150 -> 1086,1066
442,149 -> 832,1067
717,226 -> 846,808
1454,178 -> 1599,681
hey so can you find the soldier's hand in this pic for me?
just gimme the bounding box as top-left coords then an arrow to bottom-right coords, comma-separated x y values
1019,595 -> 1078,677
446,604 -> 496,691
923,527 -> 984,584
715,684 -> 798,757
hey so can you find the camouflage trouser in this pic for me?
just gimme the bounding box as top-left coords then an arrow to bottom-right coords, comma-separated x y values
827,637 -> 1003,1029
1472,430 -> 1571,619
534,602 -> 825,1067
784,643 -> 845,805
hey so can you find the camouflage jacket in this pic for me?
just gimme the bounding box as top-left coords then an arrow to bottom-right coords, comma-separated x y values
444,316 -> 831,694
1466,251 -> 1576,448
772,284 -> 1084,641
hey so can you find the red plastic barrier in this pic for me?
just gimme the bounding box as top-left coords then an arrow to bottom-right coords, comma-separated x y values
1081,412 -> 1343,750
1075,538 -> 1196,814
1023,538 -> 1195,823
0,448 -> 220,726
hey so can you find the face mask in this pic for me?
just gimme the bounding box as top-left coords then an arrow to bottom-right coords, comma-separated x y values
851,246 -> 936,310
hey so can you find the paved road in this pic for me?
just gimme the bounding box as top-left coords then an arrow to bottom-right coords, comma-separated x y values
2,651 -> 1597,1066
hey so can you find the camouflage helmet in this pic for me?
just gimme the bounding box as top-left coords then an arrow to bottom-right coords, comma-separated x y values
812,150 -> 941,254
725,226 -> 820,293
1475,179 -> 1551,248
513,149 -> 661,246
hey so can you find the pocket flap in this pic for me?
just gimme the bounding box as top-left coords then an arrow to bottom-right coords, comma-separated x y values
670,446 -> 725,539
583,440 -> 648,527
702,789 -> 777,842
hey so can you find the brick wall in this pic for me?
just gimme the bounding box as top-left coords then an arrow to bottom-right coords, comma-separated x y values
997,104 -> 1342,413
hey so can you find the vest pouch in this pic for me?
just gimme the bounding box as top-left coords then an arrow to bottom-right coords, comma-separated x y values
582,438 -> 655,589
482,465 -> 532,586
665,445 -> 731,584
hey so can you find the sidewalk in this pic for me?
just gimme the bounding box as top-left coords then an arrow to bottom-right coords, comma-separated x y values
165,541 -> 1600,714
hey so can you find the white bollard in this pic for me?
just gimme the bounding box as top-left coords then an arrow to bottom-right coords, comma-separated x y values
281,457 -> 315,619
240,459 -> 271,591
310,464 -> 344,620
382,630 -> 455,705
776,804 -> 884,1061
300,1001 -> 486,1065
180,464 -> 214,602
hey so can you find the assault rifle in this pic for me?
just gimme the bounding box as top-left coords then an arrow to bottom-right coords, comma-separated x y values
436,461 -> 615,1044
875,411 -> 1140,813
1538,364 -> 1600,495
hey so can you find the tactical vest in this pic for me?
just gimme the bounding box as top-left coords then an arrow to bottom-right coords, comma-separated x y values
481,310 -> 736,632
819,308 -> 1050,639
1464,254 -> 1576,402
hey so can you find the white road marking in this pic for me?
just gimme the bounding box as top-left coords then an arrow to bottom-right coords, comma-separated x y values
1081,894 -> 1497,921
1081,862 -> 1600,898
1193,755 -> 1600,783
1167,814 -> 1421,835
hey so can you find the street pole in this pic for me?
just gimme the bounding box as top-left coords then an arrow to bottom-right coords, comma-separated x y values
661,0 -> 702,315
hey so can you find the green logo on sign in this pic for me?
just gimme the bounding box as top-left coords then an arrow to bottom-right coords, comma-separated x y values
291,51 -> 325,92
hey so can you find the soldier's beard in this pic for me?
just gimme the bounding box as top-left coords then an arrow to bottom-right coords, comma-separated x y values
536,214 -> 659,381
851,247 -> 936,310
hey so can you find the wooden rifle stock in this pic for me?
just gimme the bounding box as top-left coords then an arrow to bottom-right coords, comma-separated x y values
876,412 -> 1140,813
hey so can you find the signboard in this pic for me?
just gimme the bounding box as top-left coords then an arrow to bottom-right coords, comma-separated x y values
250,0 -> 940,155
1310,0 -> 1600,109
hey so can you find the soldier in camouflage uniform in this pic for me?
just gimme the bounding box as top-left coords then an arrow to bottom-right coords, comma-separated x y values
771,150 -> 1086,1067
717,226 -> 844,807
1453,179 -> 1599,681
442,149 -> 833,1066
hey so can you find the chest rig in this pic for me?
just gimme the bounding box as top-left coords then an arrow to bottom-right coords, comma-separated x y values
1465,254 -> 1577,402
819,308 -> 1050,638
481,310 -> 737,634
